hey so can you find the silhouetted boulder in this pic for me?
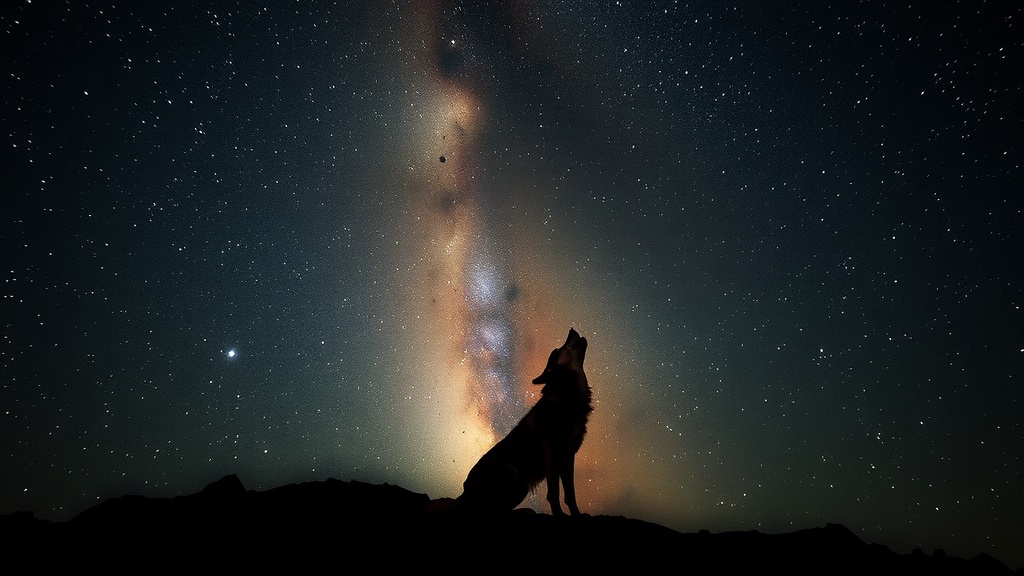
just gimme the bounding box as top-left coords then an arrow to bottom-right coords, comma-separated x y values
199,473 -> 246,498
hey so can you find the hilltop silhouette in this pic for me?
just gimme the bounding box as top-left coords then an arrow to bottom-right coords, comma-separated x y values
1,475 -> 1015,574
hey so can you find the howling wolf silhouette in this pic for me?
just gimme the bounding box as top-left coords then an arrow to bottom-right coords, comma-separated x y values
456,328 -> 592,515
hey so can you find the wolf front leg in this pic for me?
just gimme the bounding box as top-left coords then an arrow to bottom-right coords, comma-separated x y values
544,448 -> 565,515
560,454 -> 581,516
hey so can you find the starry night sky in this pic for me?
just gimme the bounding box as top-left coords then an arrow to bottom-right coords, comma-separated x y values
2,1 -> 1022,567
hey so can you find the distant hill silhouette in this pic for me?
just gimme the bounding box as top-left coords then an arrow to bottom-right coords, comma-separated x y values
1,475 -> 1015,573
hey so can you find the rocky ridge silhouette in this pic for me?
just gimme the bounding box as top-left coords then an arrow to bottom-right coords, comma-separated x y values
1,475 -> 1015,573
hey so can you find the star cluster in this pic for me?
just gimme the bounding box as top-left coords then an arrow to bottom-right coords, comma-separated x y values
2,1 -> 1021,568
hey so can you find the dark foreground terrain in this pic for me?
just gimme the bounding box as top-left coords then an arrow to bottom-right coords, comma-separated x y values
1,475 -> 1015,574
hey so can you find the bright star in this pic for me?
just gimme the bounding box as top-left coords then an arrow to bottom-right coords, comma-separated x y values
226,349 -> 237,359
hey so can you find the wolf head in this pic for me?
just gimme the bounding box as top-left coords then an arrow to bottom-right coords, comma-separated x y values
532,328 -> 588,385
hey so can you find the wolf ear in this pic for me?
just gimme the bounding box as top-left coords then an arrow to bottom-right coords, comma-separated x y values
532,348 -> 559,384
